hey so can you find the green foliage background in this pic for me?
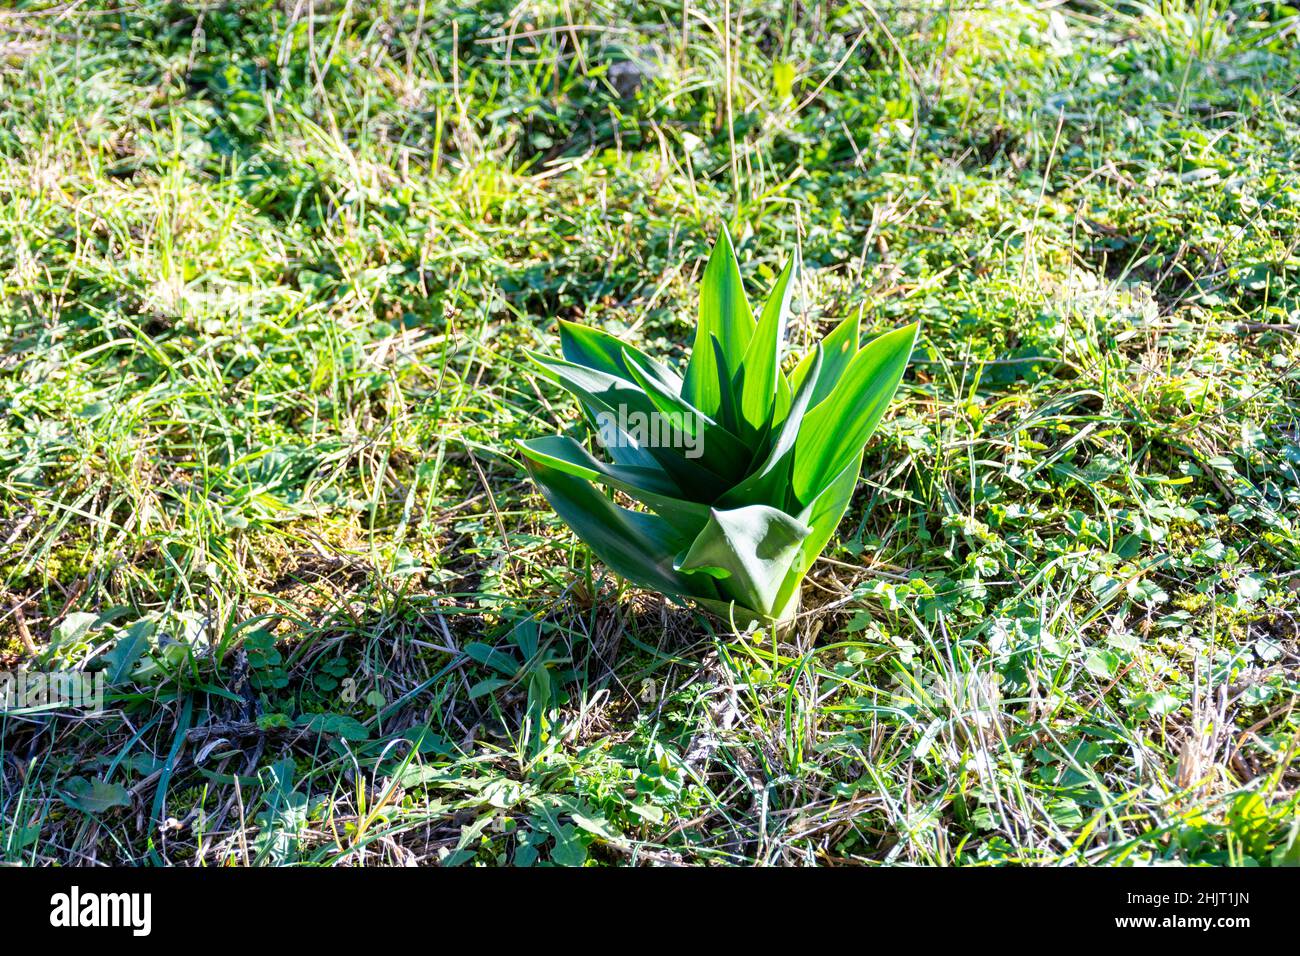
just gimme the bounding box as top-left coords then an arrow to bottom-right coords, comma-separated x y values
0,0 -> 1298,865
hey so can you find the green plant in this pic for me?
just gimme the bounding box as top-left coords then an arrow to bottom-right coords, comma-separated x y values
520,230 -> 918,628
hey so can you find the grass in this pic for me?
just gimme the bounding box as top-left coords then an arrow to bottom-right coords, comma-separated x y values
0,0 -> 1298,866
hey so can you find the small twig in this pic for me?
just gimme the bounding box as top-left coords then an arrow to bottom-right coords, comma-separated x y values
185,721 -> 277,743
55,577 -> 87,621
12,602 -> 38,657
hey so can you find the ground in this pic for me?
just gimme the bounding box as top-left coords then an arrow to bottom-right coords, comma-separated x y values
1,0 -> 1298,866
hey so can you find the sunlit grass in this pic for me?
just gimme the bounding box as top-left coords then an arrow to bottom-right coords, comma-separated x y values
0,0 -> 1297,866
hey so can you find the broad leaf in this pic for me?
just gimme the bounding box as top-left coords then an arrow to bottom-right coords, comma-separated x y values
295,712 -> 371,740
773,452 -> 863,614
710,334 -> 743,438
518,435 -> 681,497
527,348 -> 735,495
526,456 -> 719,598
103,619 -> 153,685
558,320 -> 682,394
738,254 -> 796,440
793,323 -> 918,504
717,345 -> 822,511
59,776 -> 131,815
620,345 -> 751,481
676,505 -> 811,618
789,308 -> 861,410
517,436 -> 711,539
525,349 -> 659,425
682,229 -> 755,417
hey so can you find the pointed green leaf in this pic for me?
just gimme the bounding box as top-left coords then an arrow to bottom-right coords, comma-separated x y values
517,436 -> 711,539
770,372 -> 793,434
518,435 -> 679,497
773,452 -> 863,614
526,348 -> 730,493
558,320 -> 682,394
525,456 -> 718,598
620,345 -> 751,484
525,349 -> 655,423
709,334 -> 744,440
718,345 -> 822,511
573,403 -> 657,470
793,323 -> 918,504
789,308 -> 861,410
682,229 -> 755,417
527,349 -> 660,469
738,254 -> 796,438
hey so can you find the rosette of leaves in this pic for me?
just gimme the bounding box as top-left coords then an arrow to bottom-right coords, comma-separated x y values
520,230 -> 917,628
